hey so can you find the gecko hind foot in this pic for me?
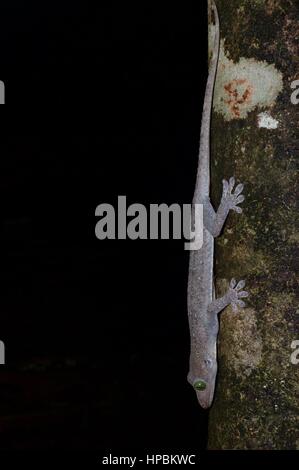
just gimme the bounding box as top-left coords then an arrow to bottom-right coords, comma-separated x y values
222,177 -> 244,214
228,278 -> 249,312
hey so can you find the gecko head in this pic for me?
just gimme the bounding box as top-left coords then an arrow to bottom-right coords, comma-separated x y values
188,357 -> 217,409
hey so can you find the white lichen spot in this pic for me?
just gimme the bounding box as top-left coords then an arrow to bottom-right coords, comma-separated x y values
257,112 -> 279,129
213,40 -> 283,121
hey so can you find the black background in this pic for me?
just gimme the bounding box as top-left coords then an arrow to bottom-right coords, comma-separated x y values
0,1 -> 209,451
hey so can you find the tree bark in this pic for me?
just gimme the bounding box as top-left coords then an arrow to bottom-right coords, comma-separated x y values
207,0 -> 298,449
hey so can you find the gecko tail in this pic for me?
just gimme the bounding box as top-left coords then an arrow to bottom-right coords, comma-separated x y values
194,0 -> 220,199
210,1 -> 220,54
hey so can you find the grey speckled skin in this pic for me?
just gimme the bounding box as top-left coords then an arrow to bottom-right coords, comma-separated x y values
187,1 -> 248,409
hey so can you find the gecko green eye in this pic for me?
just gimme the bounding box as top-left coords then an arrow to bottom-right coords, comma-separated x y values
193,379 -> 207,391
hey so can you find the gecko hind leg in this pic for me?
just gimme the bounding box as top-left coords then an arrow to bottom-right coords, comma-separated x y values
207,278 -> 249,316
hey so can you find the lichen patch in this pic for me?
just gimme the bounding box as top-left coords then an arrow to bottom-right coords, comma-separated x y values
219,308 -> 263,378
257,112 -> 279,129
213,40 -> 283,121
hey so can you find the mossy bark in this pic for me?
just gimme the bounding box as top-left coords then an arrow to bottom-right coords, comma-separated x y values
207,0 -> 299,449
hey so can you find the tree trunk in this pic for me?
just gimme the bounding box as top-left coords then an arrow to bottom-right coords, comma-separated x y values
207,0 -> 298,449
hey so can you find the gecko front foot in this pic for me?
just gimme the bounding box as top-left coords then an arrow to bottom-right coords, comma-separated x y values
227,278 -> 249,312
222,177 -> 244,214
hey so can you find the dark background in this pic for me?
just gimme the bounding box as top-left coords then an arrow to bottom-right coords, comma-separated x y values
0,0 -> 209,451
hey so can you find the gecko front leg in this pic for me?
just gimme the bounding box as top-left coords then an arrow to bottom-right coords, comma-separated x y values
204,177 -> 245,237
208,278 -> 249,316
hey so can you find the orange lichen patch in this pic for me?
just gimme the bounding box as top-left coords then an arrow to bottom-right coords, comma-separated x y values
213,40 -> 283,121
224,79 -> 253,118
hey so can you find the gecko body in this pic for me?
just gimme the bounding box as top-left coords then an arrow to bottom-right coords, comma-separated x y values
187,0 -> 248,409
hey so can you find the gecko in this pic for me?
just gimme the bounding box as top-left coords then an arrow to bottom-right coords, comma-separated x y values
187,0 -> 248,409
